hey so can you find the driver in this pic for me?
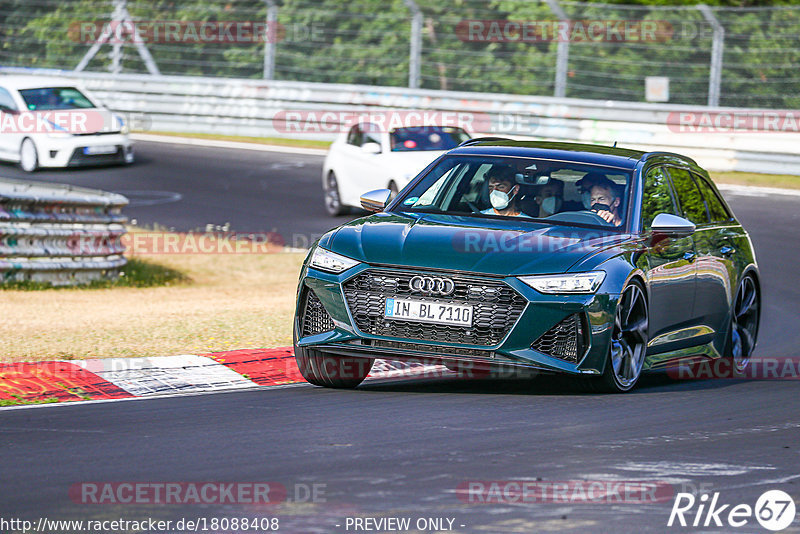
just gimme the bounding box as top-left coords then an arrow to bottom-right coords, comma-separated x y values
589,178 -> 624,226
480,166 -> 530,217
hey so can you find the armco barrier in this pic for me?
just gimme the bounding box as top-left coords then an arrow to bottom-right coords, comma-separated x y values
0,178 -> 128,285
2,67 -> 800,175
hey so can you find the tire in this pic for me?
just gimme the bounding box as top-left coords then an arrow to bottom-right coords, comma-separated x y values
723,274 -> 759,377
293,324 -> 373,388
587,280 -> 649,393
19,138 -> 39,173
324,171 -> 348,216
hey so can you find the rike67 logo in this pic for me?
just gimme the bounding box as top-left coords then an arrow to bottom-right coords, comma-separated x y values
668,490 -> 796,531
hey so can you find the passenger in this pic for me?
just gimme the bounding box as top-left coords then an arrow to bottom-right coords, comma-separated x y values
532,178 -> 565,217
480,166 -> 530,218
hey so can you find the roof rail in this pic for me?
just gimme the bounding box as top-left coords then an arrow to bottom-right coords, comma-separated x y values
457,137 -> 513,147
641,151 -> 698,166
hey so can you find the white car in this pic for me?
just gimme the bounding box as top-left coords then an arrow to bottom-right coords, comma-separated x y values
322,124 -> 470,215
0,76 -> 134,172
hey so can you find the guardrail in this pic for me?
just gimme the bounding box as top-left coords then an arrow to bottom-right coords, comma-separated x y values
2,67 -> 800,176
0,178 -> 128,286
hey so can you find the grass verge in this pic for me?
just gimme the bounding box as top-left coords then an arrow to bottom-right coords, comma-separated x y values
710,171 -> 800,190
2,258 -> 188,290
0,236 -> 305,362
135,130 -> 332,150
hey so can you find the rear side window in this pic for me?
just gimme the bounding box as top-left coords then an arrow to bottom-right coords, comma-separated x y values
693,174 -> 731,223
667,167 -> 708,224
641,166 -> 679,230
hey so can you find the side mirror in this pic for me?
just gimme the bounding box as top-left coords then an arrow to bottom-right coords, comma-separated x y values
360,189 -> 392,212
0,104 -> 18,114
651,213 -> 695,239
361,142 -> 381,155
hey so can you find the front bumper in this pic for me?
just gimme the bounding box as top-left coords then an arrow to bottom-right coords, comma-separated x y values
33,133 -> 133,168
295,263 -> 620,376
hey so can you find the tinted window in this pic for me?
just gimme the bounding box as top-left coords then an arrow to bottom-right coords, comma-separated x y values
693,174 -> 731,223
396,155 -> 631,229
641,166 -> 679,230
346,125 -> 362,146
390,126 -> 470,152
0,87 -> 17,111
19,87 -> 94,110
667,167 -> 708,224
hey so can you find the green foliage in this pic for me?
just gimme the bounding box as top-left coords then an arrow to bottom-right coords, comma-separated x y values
0,0 -> 797,107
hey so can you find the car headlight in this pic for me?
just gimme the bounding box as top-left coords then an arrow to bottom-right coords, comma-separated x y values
309,247 -> 360,274
519,271 -> 606,294
116,115 -> 129,135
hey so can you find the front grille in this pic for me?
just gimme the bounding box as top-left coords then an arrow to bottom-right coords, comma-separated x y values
67,147 -> 125,166
365,339 -> 494,359
301,289 -> 334,336
342,268 -> 527,346
531,313 -> 588,363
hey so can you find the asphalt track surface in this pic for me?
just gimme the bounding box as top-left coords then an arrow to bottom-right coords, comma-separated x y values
1,140 -> 799,533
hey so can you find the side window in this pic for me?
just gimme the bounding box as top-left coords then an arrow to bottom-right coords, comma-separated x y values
693,173 -> 731,223
361,123 -> 381,146
641,166 -> 679,230
346,125 -> 362,146
0,88 -> 17,111
667,167 -> 709,224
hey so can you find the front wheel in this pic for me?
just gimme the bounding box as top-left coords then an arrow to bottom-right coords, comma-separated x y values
324,171 -> 348,216
20,138 -> 39,173
724,274 -> 759,377
589,281 -> 649,393
294,344 -> 373,389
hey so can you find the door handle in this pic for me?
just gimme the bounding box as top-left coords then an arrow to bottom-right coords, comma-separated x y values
720,245 -> 735,256
683,251 -> 696,262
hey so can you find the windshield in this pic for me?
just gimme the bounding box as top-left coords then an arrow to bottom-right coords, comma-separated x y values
389,126 -> 470,152
393,155 -> 632,230
19,87 -> 95,111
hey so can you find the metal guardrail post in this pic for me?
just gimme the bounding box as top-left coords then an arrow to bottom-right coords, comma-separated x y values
544,0 -> 570,99
75,0 -> 160,75
404,0 -> 423,89
697,4 -> 724,108
263,0 -> 279,80
0,179 -> 129,286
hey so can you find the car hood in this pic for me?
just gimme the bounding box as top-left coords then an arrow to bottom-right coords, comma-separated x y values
328,212 -> 630,276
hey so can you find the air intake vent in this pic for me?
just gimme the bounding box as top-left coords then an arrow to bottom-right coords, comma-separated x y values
531,314 -> 588,363
301,289 -> 334,336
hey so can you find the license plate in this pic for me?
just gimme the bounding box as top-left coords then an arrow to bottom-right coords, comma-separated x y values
384,298 -> 473,327
83,145 -> 117,155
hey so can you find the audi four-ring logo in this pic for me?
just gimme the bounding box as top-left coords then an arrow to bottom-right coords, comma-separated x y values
409,276 -> 456,296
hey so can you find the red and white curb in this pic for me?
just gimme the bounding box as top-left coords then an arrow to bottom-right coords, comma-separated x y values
0,348 -> 447,406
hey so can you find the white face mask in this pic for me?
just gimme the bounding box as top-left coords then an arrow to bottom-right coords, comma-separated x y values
489,189 -> 515,210
541,196 -> 562,215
